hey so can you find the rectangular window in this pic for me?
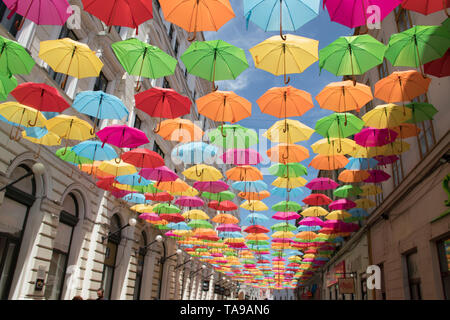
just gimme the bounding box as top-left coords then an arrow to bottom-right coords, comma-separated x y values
153,142 -> 164,158
437,237 -> 450,300
0,3 -> 23,38
391,155 -> 404,187
44,250 -> 68,300
405,250 -> 422,300
134,115 -> 142,130
94,72 -> 109,92
163,77 -> 170,89
102,241 -> 118,299
412,95 -> 436,159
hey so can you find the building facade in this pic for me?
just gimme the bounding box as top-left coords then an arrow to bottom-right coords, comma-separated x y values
0,0 -> 234,300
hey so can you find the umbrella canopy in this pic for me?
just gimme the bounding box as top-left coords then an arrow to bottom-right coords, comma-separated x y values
298,217 -> 324,227
56,147 -> 93,167
22,130 -> 60,146
0,73 -> 17,101
226,166 -> 263,181
72,141 -> 117,162
182,210 -> 210,220
269,163 -> 307,178
305,178 -> 339,190
197,90 -> 251,124
329,199 -> 356,211
245,213 -> 269,225
244,225 -> 270,234
238,191 -> 271,201
172,142 -> 218,164
360,185 -> 383,196
208,200 -> 238,211
301,206 -> 328,217
392,124 -> 420,140
309,154 -> 349,171
217,224 -> 241,232
272,201 -> 302,212
3,0 -> 71,27
139,166 -> 178,182
194,181 -> 229,193
0,35 -> 35,75
338,170 -> 371,183
311,138 -> 355,155
202,191 -> 235,201
183,164 -> 223,181
355,128 -> 398,147
315,113 -> 364,143
153,203 -> 181,214
240,200 -> 269,212
121,148 -> 164,168
145,192 -> 173,202
364,170 -> 391,183
96,124 -> 149,149
208,124 -> 258,149
355,198 -> 376,210
272,176 -> 307,189
221,148 -> 263,165
333,185 -> 363,198
267,143 -> 309,164
302,194 -> 332,206
174,196 -> 205,208
401,0 -> 450,15
212,213 -> 239,224
326,210 -> 352,221
264,119 -> 314,144
98,159 -> 137,177
362,104 -> 412,129
0,102 -> 47,134
232,181 -> 267,193
157,118 -> 204,142
46,115 -> 94,151
424,48 -> 450,78
405,103 -> 438,124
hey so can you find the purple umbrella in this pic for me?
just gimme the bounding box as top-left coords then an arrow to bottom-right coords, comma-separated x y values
329,199 -> 356,210
298,217 -> 324,227
221,148 -> 263,165
305,177 -> 339,190
364,169 -> 391,183
272,212 -> 301,220
355,127 -> 398,147
216,224 -> 241,232
139,166 -> 178,182
174,196 -> 204,208
374,155 -> 399,165
193,180 -> 229,193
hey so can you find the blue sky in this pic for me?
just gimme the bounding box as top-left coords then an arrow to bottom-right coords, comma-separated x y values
204,1 -> 353,246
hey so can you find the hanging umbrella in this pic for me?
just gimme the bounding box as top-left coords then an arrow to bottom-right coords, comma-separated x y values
319,34 -> 386,79
115,173 -> 150,187
405,102 -> 438,124
238,190 -> 271,201
208,124 -> 258,150
82,0 -> 153,34
22,130 -> 61,157
181,40 -> 248,91
56,147 -> 93,167
298,217 -> 323,227
0,73 -> 17,101
72,141 -> 117,166
385,25 -> 450,75
272,177 -> 307,189
305,178 -> 339,190
345,157 -> 378,170
355,198 -> 376,210
349,144 -> 383,159
272,200 -> 302,212
355,128 -> 398,147
72,91 -> 129,133
208,200 -> 238,211
122,193 -> 147,204
244,225 -> 270,234
316,80 -> 373,113
348,208 -> 369,218
139,166 -> 178,182
194,180 -> 229,193
392,124 -> 420,140
157,118 -> 204,142
172,142 -> 218,165
0,35 -> 35,75
183,164 -> 223,181
159,0 -> 235,41
360,185 -> 382,196
245,213 -> 269,225
153,203 -> 181,214
302,194 -> 332,206
39,38 -> 103,89
232,181 -> 267,193
131,204 -> 155,213
333,185 -> 363,198
221,148 -> 263,165
267,143 -> 309,164
362,104 -> 412,129
121,148 -> 164,169
269,163 -> 307,178
212,213 -> 239,224
160,213 -> 185,223
240,200 -> 269,212
309,154 -> 349,171
301,206 -> 328,217
424,49 -> 450,78
145,192 -> 173,202
218,224 -> 241,232
182,210 -> 210,220
249,34 -> 318,84
202,191 -> 235,202
325,210 -> 352,221
311,138 -> 356,155
46,115 -> 94,153
364,170 -> 391,183
401,0 -> 450,15
111,38 -> 177,91
244,0 -> 320,38
226,166 -> 263,181
374,155 -> 399,166
98,159 -> 137,177
263,118 -> 314,144
338,170 -> 370,183
0,102 -> 47,141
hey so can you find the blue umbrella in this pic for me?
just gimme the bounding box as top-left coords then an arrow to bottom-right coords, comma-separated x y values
348,208 -> 369,217
219,231 -> 242,238
244,0 -> 320,37
72,140 -> 117,161
72,91 -> 129,133
232,180 -> 268,192
172,142 -> 218,164
24,126 -> 48,139
297,225 -> 321,232
116,173 -> 151,186
41,111 -> 59,120
345,157 -> 378,170
122,193 -> 147,204
271,186 -> 303,198
332,236 -> 345,243
245,213 -> 269,225
167,222 -> 191,230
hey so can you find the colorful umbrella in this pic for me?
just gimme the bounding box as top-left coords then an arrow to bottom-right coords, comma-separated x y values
301,206 -> 328,217
267,143 -> 309,164
272,176 -> 307,189
355,198 -> 376,210
333,185 -> 363,198
302,194 -> 332,206
0,35 -> 35,75
240,200 -> 269,212
139,166 -> 178,182
121,148 -> 164,168
345,157 -> 378,170
194,180 -> 229,193
0,102 -> 47,141
157,118 -> 203,142
232,181 -> 268,193
238,191 -> 271,201
364,170 -> 391,183
264,119 -> 314,145
355,128 -> 398,147
315,113 -> 364,151
392,124 -> 420,140
272,200 -> 302,212
172,142 -> 218,165
212,213 -> 239,224
362,104 -> 412,129
221,148 -> 263,165
309,154 -> 349,171
424,49 -> 450,78
338,170 -> 370,183
269,163 -> 307,178
401,0 -> 450,15
226,166 -> 263,181
0,73 -> 17,101
305,178 -> 339,191
208,124 -> 258,150
405,102 -> 438,124
115,173 -> 150,186
182,209 -> 210,220
183,164 -> 223,181
325,210 -> 352,221
46,115 -> 94,153
208,200 -> 238,211
72,141 -> 117,163
98,159 -> 137,177
202,191 -> 235,202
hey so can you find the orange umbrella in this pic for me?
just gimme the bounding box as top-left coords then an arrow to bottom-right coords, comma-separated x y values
392,123 -> 421,139
212,213 -> 239,224
238,191 -> 270,201
309,154 -> 349,170
338,170 -> 370,183
267,143 -> 309,164
245,233 -> 269,241
316,80 -> 373,113
156,178 -> 190,193
374,70 -> 431,103
295,231 -> 317,241
157,118 -> 204,142
257,86 -> 313,119
226,166 -> 263,181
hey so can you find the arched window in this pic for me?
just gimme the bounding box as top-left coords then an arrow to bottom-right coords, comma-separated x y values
133,231 -> 147,300
102,214 -> 121,299
44,193 -> 79,300
0,164 -> 36,299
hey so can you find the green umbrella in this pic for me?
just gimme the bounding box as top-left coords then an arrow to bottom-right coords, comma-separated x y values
0,73 -> 17,101
56,147 -> 93,166
385,25 -> 450,74
442,18 -> 450,32
405,102 -> 438,124
319,34 -> 386,78
201,190 -> 235,201
134,183 -> 163,194
181,40 -> 248,91
0,36 -> 35,75
208,124 -> 258,149
343,216 -> 363,223
268,163 -> 307,178
188,219 -> 213,229
111,38 -> 177,91
153,224 -> 170,230
271,222 -> 297,232
153,203 -> 180,214
333,185 -> 363,198
272,201 -> 302,212
246,240 -> 270,246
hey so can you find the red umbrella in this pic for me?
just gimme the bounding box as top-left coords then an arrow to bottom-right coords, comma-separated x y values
244,225 -> 270,234
96,177 -> 115,190
10,82 -> 70,126
302,194 -> 332,206
424,49 -> 450,78
110,188 -> 132,198
208,200 -> 238,211
144,192 -> 173,202
401,0 -> 450,15
82,0 -> 153,34
159,213 -> 185,223
121,148 -> 164,168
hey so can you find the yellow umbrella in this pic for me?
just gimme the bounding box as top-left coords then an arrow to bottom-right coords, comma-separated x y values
182,209 -> 210,220
39,38 -> 104,89
381,141 -> 411,155
130,204 -> 155,213
355,198 -> 376,209
22,130 -> 61,158
0,102 -> 47,141
182,164 -> 223,181
360,185 -> 382,196
272,231 -> 294,238
362,103 -> 412,129
272,176 -> 307,189
348,144 -> 384,158
113,182 -> 139,192
249,34 -> 318,84
301,206 -> 328,217
240,200 -> 268,211
263,119 -> 314,143
98,159 -> 137,177
326,210 -> 352,220
172,230 -> 193,237
311,138 -> 356,155
171,186 -> 199,197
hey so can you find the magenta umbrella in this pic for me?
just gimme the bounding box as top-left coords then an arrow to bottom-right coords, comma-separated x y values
364,169 -> 391,183
323,0 -> 402,29
221,148 -> 263,165
305,178 -> 339,190
174,196 -> 204,208
138,212 -> 161,221
272,257 -> 286,262
3,0 -> 72,29
271,238 -> 293,243
298,217 -> 324,227
374,155 -> 399,165
355,127 -> 398,147
193,180 -> 229,193
110,189 -> 131,198
139,166 -> 178,182
323,220 -> 359,232
272,211 -> 301,220
329,199 -> 356,210
217,224 -> 241,232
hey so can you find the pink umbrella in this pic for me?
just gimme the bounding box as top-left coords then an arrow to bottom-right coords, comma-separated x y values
298,217 -> 324,227
272,211 -> 301,220
305,178 -> 339,190
302,258 -> 315,262
364,169 -> 391,183
110,189 -> 132,198
355,127 -> 398,147
193,180 -> 229,193
174,196 -> 204,207
4,0 -> 72,28
272,257 -> 286,262
329,199 -> 356,210
217,224 -> 241,232
323,220 -> 359,232
271,238 -> 292,243
211,253 -> 224,257
96,125 -> 149,158
139,166 -> 178,181
221,148 -> 263,165
138,212 -> 161,221
374,155 -> 399,165
323,0 -> 402,29
165,231 -> 181,238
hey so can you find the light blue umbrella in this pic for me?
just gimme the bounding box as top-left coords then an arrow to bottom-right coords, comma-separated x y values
24,126 -> 48,139
115,173 -> 151,186
348,208 -> 369,218
41,111 -> 59,120
297,225 -> 321,232
219,231 -> 242,238
72,91 -> 129,132
345,157 -> 378,170
72,140 -> 117,161
245,213 -> 269,225
167,222 -> 191,230
244,0 -> 320,36
122,193 -> 147,204
232,180 -> 268,192
271,186 -> 303,198
172,142 -> 218,164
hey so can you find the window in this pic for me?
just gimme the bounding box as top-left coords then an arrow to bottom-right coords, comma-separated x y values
363,80 -> 374,113
134,115 -> 142,130
411,95 -> 436,159
405,250 -> 422,300
394,7 -> 412,33
94,72 -> 108,92
133,231 -> 147,300
163,77 -> 170,89
101,214 -> 121,299
174,40 -> 179,57
0,3 -> 23,38
391,155 -> 404,187
153,142 -> 164,158
114,25 -> 121,34
168,24 -> 174,40
377,58 -> 389,80
437,237 -> 450,300
48,24 -> 78,86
